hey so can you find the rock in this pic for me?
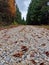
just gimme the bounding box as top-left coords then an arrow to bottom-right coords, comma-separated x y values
47,58 -> 49,62
21,61 -> 26,65
30,51 -> 35,57
0,51 -> 3,56
27,55 -> 31,60
45,58 -> 49,62
0,63 -> 4,65
22,55 -> 27,60
0,59 -> 5,65
4,56 -> 11,62
35,60 -> 39,63
16,58 -> 22,63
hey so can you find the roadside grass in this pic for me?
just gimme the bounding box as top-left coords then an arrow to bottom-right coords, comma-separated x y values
0,20 -> 49,30
34,25 -> 49,30
0,21 -> 19,30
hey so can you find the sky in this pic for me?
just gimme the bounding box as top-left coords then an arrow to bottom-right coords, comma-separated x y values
16,0 -> 49,20
16,0 -> 31,20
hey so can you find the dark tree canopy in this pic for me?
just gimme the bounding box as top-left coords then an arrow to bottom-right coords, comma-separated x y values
0,0 -> 16,25
26,0 -> 49,25
15,4 -> 22,24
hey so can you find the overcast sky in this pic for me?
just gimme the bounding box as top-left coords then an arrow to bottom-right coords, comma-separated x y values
16,0 -> 49,20
16,0 -> 31,20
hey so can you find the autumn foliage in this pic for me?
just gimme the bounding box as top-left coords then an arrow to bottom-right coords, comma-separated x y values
8,0 -> 16,16
0,0 -> 16,25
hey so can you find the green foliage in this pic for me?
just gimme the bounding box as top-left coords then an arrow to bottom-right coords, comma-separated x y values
12,21 -> 18,25
26,0 -> 49,25
15,5 -> 22,24
15,5 -> 26,25
21,17 -> 26,25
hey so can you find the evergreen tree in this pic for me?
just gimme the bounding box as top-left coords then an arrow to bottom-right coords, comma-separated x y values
21,17 -> 26,25
26,0 -> 49,25
15,5 -> 21,24
15,5 -> 26,25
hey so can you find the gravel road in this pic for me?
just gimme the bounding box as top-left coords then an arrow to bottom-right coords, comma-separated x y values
0,26 -> 49,65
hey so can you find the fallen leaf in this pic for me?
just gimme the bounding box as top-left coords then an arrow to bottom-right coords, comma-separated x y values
41,43 -> 46,46
40,63 -> 44,65
15,41 -> 18,43
13,51 -> 23,58
45,51 -> 49,57
30,59 -> 36,64
21,45 -> 28,52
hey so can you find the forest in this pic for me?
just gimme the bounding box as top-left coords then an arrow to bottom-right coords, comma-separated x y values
0,1 -> 49,65
26,0 -> 49,25
0,0 -> 49,26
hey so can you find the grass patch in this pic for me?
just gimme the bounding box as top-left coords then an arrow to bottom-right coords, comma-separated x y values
34,25 -> 49,30
0,21 -> 19,30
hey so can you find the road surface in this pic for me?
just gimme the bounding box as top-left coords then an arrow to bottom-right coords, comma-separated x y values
0,26 -> 49,65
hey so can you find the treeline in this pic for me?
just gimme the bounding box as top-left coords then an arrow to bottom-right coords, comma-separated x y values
0,0 -> 49,26
0,0 -> 26,26
26,0 -> 49,25
15,5 -> 26,25
0,0 -> 16,25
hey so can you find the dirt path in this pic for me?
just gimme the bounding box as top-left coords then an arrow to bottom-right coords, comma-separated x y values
0,26 -> 49,65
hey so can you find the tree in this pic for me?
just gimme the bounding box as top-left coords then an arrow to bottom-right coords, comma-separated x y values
26,0 -> 49,25
15,5 -> 22,24
0,0 -> 16,25
21,17 -> 26,25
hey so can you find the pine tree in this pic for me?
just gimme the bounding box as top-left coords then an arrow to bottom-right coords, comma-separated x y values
21,17 -> 26,25
15,5 -> 21,24
26,0 -> 49,25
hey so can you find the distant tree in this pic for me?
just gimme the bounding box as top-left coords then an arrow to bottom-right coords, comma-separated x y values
15,5 -> 26,25
26,0 -> 49,25
0,0 -> 16,25
21,17 -> 26,25
22,17 -> 25,23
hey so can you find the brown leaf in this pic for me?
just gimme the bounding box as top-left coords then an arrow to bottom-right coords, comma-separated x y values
40,63 -> 44,65
45,51 -> 49,57
30,59 -> 36,64
20,40 -> 23,42
41,43 -> 46,46
13,51 -> 23,58
0,44 -> 2,47
21,45 -> 28,52
15,41 -> 18,43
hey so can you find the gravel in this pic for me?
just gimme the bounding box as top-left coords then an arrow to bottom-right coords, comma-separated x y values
0,26 -> 49,65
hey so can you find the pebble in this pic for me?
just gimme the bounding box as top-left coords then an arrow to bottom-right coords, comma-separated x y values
4,56 -> 11,62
